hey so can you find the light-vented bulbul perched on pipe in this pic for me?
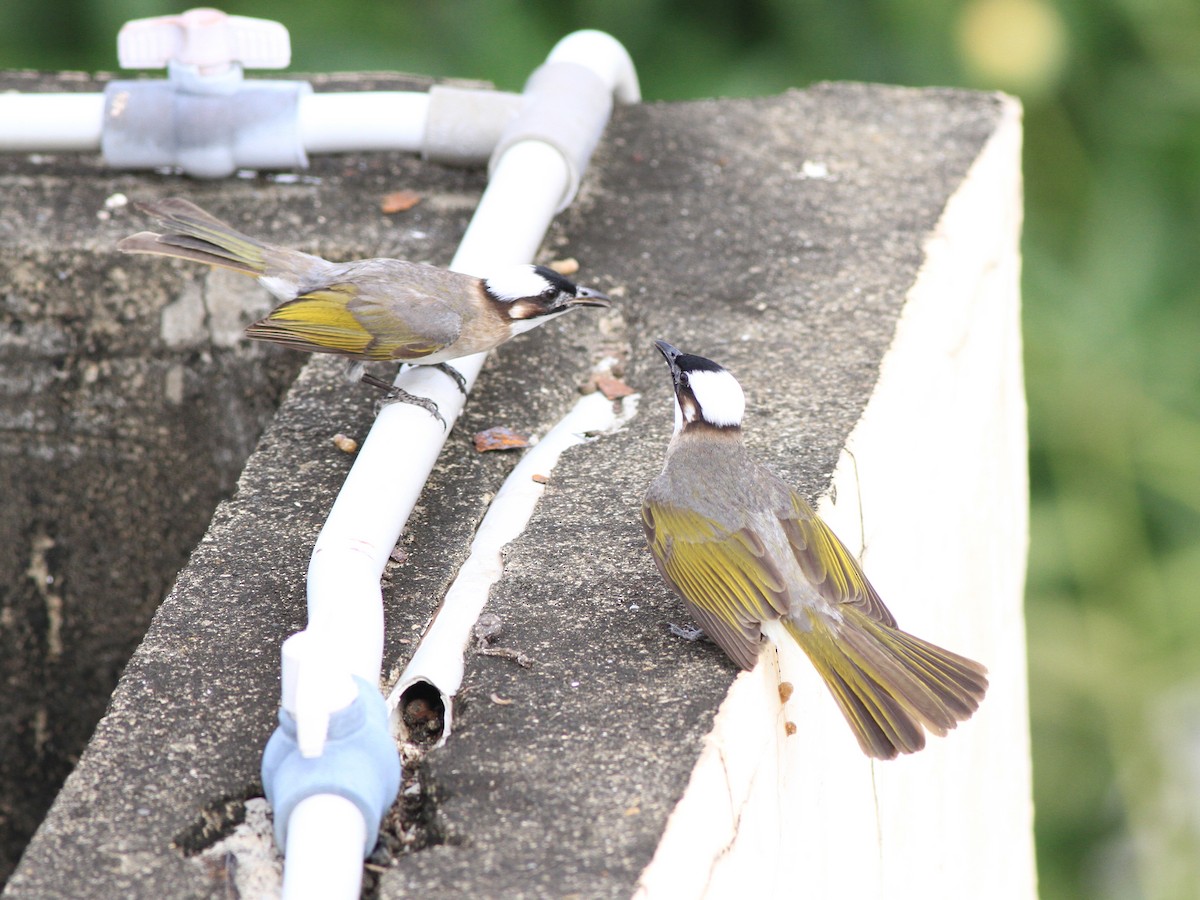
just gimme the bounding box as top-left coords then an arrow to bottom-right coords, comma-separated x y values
641,340 -> 987,759
118,198 -> 609,423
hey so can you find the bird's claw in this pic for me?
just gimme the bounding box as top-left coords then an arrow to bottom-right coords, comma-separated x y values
378,388 -> 448,430
669,622 -> 707,642
431,362 -> 468,395
358,372 -> 447,430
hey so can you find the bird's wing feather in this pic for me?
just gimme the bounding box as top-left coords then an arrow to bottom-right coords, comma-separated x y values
641,499 -> 789,670
245,284 -> 461,361
779,489 -> 897,627
347,286 -> 462,359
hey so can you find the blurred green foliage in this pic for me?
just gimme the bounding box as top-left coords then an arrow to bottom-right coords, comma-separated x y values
3,1 -> 1198,897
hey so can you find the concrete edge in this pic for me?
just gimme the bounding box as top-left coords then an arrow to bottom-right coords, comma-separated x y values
633,94 -> 1035,898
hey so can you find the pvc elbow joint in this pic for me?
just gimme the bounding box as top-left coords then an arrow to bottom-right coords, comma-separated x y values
489,31 -> 639,211
489,61 -> 614,212
261,676 -> 401,855
102,62 -> 311,178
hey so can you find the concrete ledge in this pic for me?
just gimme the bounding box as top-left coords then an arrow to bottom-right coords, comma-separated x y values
635,93 -> 1031,898
2,78 -> 1033,897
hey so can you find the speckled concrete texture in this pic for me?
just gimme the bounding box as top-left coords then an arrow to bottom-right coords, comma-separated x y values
0,74 -> 1008,898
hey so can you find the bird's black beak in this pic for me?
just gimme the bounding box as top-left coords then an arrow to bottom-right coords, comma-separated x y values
567,286 -> 611,308
654,339 -> 681,363
654,340 -> 684,383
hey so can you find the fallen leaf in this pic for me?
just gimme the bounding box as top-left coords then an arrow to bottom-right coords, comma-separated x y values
473,426 -> 531,453
380,190 -> 422,213
591,372 -> 635,400
531,473 -> 549,484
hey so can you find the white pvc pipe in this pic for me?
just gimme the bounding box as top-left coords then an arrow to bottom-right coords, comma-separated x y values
298,134 -> 575,695
0,35 -> 638,160
298,141 -> 573,705
547,30 -> 640,104
302,362 -> 467,690
0,89 -> 431,155
282,31 -> 638,900
388,390 -> 639,744
297,91 -> 430,153
456,140 -> 572,273
283,794 -> 367,900
0,94 -> 106,151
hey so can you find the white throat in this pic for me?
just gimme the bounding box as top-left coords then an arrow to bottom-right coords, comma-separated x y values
687,369 -> 745,427
507,312 -> 563,336
672,395 -> 685,435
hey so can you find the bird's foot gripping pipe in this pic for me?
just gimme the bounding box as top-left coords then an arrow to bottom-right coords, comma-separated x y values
357,372 -> 449,430
261,676 -> 401,856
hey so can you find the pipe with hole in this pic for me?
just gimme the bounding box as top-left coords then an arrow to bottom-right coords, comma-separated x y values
265,30 -> 639,900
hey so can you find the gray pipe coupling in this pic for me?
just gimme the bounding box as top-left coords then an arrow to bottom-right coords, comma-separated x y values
489,60 -> 614,211
423,84 -> 522,166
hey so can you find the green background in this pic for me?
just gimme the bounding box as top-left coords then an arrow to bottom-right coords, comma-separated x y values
4,2 -> 1198,897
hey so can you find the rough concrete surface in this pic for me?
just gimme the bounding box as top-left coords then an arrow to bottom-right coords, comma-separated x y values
0,72 -> 1012,898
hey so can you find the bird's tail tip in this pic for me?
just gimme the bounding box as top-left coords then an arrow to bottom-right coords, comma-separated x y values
783,610 -> 987,760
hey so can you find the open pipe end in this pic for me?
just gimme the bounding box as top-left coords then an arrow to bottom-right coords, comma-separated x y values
395,679 -> 450,748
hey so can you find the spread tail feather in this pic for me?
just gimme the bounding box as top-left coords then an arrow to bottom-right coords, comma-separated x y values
117,197 -> 311,283
782,608 -> 987,760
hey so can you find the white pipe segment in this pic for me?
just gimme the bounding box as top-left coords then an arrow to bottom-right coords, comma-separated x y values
387,390 -> 639,745
283,795 -> 367,900
0,88 -> 442,158
547,29 -> 641,104
297,91 -> 430,154
0,90 -> 428,155
0,94 -> 106,151
0,31 -> 637,161
457,140 -> 573,273
293,134 -> 574,739
279,30 -> 638,900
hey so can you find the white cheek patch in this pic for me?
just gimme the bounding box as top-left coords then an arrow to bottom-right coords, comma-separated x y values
484,265 -> 552,302
687,369 -> 745,427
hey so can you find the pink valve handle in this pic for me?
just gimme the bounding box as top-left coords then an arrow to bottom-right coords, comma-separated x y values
117,7 -> 290,73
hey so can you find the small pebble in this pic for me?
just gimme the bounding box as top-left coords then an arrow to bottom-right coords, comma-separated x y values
547,257 -> 579,276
